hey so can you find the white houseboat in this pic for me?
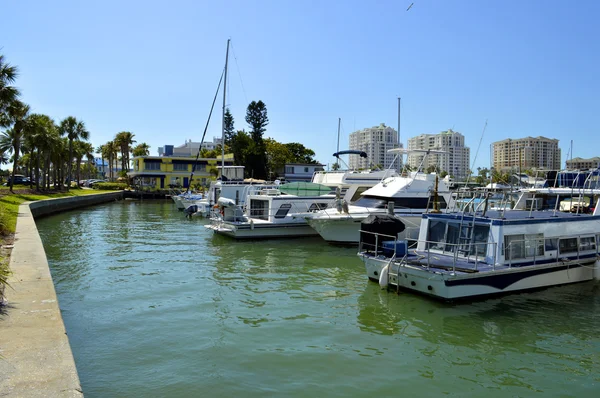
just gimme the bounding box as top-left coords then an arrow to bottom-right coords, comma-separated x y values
358,209 -> 600,301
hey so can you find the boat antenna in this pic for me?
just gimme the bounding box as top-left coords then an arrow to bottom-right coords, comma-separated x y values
336,117 -> 341,169
185,69 -> 225,194
397,97 -> 401,172
464,119 -> 488,189
221,39 -> 230,180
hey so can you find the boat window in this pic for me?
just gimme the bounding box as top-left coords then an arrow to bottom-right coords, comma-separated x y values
428,196 -> 447,210
596,234 -> 600,251
472,225 -> 491,256
505,234 -> 543,259
579,236 -> 596,252
559,238 -> 578,254
353,195 -> 431,210
348,186 -> 370,203
427,220 -> 446,250
274,204 -> 292,219
249,199 -> 268,220
444,223 -> 460,252
525,234 -> 544,257
308,203 -> 329,212
505,235 -> 525,260
545,238 -> 558,251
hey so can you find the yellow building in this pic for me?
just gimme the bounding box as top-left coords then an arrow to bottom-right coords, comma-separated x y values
128,155 -> 234,189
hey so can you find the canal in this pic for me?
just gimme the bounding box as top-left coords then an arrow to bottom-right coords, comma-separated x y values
36,200 -> 600,397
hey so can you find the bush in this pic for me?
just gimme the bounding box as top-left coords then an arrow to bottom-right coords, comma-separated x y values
92,182 -> 128,190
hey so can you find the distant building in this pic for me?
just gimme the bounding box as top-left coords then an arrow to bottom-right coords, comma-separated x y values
349,123 -> 402,170
283,163 -> 325,182
128,155 -> 234,189
158,137 -> 223,157
407,129 -> 470,179
565,157 -> 600,170
492,136 -> 561,172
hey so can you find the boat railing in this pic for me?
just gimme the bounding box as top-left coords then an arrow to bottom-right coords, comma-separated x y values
360,230 -> 499,272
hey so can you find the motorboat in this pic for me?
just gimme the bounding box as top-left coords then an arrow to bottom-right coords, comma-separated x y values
358,207 -> 600,301
205,182 -> 337,238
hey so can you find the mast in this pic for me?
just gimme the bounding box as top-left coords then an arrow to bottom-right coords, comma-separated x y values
221,39 -> 230,178
397,97 -> 401,171
336,117 -> 341,168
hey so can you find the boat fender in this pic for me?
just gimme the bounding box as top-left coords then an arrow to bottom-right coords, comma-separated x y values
250,219 -> 254,230
379,263 -> 389,288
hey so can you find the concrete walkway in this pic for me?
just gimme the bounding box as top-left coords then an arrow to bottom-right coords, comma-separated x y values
0,192 -> 124,397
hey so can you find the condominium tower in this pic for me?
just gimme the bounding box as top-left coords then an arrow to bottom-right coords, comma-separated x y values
348,123 -> 402,170
407,129 -> 470,179
492,136 -> 561,171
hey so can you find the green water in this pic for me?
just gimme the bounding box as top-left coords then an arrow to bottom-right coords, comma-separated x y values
37,201 -> 600,397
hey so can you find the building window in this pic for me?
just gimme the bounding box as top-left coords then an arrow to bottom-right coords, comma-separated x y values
304,167 -> 309,173
145,162 -> 160,170
173,163 -> 189,171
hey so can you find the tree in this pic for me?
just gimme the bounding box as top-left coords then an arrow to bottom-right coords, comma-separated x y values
25,114 -> 56,190
132,142 -> 150,157
230,130 -> 252,168
245,100 -> 268,141
264,138 -> 293,177
114,131 -> 135,172
0,100 -> 30,192
104,141 -> 119,181
245,101 -> 269,179
223,108 -> 235,146
73,140 -> 94,186
0,54 -> 20,127
284,142 -> 318,164
59,116 -> 89,189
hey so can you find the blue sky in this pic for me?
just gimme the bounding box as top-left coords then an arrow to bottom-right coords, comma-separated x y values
1,0 -> 598,170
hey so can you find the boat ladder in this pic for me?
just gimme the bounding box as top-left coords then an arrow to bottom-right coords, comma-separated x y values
383,252 -> 408,294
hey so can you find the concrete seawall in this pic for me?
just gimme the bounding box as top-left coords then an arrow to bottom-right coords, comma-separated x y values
0,192 -> 125,397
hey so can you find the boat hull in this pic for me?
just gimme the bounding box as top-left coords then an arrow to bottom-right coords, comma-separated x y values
307,213 -> 423,244
361,254 -> 597,301
205,222 -> 318,239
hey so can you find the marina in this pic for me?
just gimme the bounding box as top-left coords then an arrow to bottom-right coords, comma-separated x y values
35,199 -> 600,397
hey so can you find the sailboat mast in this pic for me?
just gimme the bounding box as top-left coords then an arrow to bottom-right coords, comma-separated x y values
221,39 -> 230,178
336,117 -> 341,168
397,97 -> 401,171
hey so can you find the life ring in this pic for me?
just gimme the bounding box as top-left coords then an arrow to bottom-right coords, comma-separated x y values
213,204 -> 219,209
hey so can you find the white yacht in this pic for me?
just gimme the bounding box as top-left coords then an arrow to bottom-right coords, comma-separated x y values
303,149 -> 455,244
358,207 -> 600,301
304,171 -> 454,244
205,183 -> 337,238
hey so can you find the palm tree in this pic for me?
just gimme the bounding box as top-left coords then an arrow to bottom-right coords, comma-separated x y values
104,140 -> 118,181
132,142 -> 150,157
73,140 -> 94,185
0,100 -> 30,192
0,54 -> 20,127
58,116 -> 89,189
114,131 -> 135,173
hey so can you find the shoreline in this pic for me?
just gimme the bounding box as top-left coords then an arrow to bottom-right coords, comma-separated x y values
0,192 -> 124,397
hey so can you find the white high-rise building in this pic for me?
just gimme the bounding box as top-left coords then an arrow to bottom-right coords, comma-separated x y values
407,129 -> 470,179
348,123 -> 402,170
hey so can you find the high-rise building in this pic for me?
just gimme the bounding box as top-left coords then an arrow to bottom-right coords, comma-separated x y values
407,129 -> 470,179
348,123 -> 402,170
492,136 -> 561,172
565,157 -> 600,170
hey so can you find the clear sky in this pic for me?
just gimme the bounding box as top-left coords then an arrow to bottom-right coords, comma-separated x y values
1,0 -> 598,170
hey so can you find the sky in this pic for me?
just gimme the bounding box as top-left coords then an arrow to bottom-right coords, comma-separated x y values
1,0 -> 599,170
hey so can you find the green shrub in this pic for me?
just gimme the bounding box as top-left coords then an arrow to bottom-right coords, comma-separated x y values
92,182 -> 127,190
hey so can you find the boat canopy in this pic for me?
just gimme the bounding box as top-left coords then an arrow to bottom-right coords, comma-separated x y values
360,214 -> 406,248
278,182 -> 334,196
333,150 -> 368,158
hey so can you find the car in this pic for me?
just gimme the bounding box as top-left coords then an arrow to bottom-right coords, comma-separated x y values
88,179 -> 107,187
2,175 -> 33,186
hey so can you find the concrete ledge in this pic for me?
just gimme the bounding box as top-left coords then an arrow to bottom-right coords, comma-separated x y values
29,191 -> 124,218
0,192 -> 124,397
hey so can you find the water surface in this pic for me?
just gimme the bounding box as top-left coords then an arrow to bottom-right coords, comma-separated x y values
37,200 -> 600,397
